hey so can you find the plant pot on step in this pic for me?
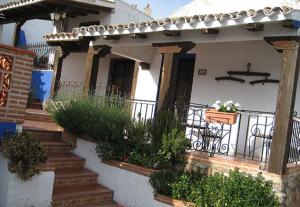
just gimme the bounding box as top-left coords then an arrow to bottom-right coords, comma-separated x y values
205,109 -> 238,125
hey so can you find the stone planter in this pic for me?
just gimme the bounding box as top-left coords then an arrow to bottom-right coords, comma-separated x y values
205,109 -> 238,125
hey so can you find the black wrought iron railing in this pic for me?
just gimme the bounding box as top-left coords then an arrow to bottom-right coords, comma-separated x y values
289,117 -> 300,164
21,43 -> 57,70
171,104 -> 276,163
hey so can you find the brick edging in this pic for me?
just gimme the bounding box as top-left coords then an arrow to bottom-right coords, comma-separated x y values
103,160 -> 158,177
154,194 -> 195,207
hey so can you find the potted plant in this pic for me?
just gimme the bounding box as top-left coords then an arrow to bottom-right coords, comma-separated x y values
205,100 -> 241,125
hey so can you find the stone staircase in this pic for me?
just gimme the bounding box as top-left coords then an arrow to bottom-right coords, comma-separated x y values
23,109 -> 118,207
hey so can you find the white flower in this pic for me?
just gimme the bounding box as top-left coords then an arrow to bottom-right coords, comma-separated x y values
226,106 -> 231,111
234,103 -> 241,109
213,103 -> 221,110
215,100 -> 221,105
225,100 -> 233,107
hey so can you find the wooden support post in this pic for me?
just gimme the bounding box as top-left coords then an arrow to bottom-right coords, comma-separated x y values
130,61 -> 139,99
268,40 -> 300,175
50,48 -> 69,97
156,52 -> 179,112
13,21 -> 25,47
153,42 -> 195,113
82,45 -> 111,95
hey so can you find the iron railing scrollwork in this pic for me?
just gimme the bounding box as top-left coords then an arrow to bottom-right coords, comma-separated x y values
288,117 -> 300,164
20,43 -> 57,70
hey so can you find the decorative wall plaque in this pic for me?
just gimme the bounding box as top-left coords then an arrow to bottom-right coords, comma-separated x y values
0,54 -> 13,107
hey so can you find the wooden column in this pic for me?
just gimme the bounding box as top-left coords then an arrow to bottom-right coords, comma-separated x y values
130,61 -> 140,99
268,40 -> 300,175
153,42 -> 195,112
13,21 -> 25,47
82,45 -> 111,95
50,48 -> 69,97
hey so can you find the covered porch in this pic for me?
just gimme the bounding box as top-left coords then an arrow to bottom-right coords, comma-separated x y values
45,6 -> 300,175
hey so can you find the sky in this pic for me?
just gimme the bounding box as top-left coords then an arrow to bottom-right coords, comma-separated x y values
124,0 -> 191,18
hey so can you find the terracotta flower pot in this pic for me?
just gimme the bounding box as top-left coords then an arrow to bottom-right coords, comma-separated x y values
205,109 -> 238,125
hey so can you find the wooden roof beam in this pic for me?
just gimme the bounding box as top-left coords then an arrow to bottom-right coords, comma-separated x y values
163,30 -> 181,37
246,23 -> 264,32
153,41 -> 195,54
103,35 -> 120,40
201,28 -> 219,34
129,33 -> 147,39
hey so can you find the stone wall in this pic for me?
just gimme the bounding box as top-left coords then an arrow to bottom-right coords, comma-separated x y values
0,44 -> 34,124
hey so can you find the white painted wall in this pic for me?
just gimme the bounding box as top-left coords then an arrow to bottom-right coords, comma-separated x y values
134,51 -> 162,101
0,154 -> 55,207
190,40 -> 282,112
61,53 -> 87,82
74,138 -> 170,207
0,23 -> 15,45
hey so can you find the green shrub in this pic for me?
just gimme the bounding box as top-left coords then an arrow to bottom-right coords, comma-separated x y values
171,170 -> 205,202
1,133 -> 47,181
151,110 -> 182,148
47,96 -> 132,160
157,128 -> 190,168
150,170 -> 184,196
126,111 -> 190,169
48,96 -> 190,169
150,169 -> 280,207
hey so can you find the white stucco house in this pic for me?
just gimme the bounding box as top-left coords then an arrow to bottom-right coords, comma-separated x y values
0,0 -> 152,46
1,1 -> 300,207
45,0 -> 300,177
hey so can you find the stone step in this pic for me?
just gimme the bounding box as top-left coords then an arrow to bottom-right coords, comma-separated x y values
48,153 -> 85,169
73,202 -> 119,207
53,184 -> 114,207
25,109 -> 53,122
23,120 -> 63,133
23,128 -> 62,142
55,168 -> 99,187
41,141 -> 73,154
27,102 -> 43,110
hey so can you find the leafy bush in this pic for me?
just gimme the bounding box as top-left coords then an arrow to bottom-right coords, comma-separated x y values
47,96 -> 132,160
157,128 -> 190,168
150,170 -> 184,196
150,169 -> 279,207
126,111 -> 190,169
48,95 -> 190,169
1,133 -> 47,181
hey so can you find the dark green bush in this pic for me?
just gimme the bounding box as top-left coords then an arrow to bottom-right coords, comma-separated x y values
48,96 -> 190,169
150,169 -> 280,207
150,170 -> 184,196
1,133 -> 47,181
157,128 -> 190,168
126,111 -> 190,169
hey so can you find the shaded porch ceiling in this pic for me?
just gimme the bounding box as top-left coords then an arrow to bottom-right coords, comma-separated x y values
0,0 -> 116,24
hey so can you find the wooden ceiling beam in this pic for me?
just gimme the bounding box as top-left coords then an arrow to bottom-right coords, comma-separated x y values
153,41 -> 195,54
201,28 -> 219,34
163,30 -> 181,37
103,35 -> 120,40
246,23 -> 264,32
129,33 -> 147,39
